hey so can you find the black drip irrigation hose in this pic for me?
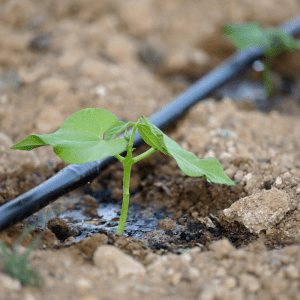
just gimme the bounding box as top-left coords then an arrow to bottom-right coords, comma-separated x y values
1,15 -> 300,231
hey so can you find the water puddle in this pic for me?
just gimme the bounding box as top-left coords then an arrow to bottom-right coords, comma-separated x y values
26,186 -> 173,241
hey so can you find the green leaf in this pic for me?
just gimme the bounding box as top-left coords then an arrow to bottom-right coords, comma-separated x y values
223,21 -> 299,56
223,21 -> 272,50
163,134 -> 234,185
138,118 -> 234,185
104,121 -> 135,141
10,108 -> 128,164
137,115 -> 169,155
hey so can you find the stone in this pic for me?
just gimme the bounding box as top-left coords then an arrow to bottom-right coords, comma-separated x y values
118,0 -> 156,37
239,273 -> 261,293
80,59 -> 104,78
186,126 -> 210,150
35,106 -> 65,134
38,77 -> 69,98
223,188 -> 290,234
0,273 -> 21,290
93,245 -> 146,278
209,239 -> 234,259
105,34 -> 136,63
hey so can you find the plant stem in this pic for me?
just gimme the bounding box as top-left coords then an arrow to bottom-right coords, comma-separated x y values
133,147 -> 156,163
114,153 -> 125,163
116,161 -> 132,235
115,119 -> 157,235
116,119 -> 140,235
263,56 -> 274,96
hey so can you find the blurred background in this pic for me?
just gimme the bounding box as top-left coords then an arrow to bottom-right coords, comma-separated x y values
0,0 -> 300,174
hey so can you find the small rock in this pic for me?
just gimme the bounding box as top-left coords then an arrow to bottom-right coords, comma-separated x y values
75,277 -> 93,289
83,195 -> 98,207
80,59 -> 104,78
118,1 -> 156,37
38,77 -> 69,98
224,276 -> 237,289
93,245 -> 146,278
178,217 -> 187,225
146,259 -> 165,276
209,239 -> 234,259
239,274 -> 261,293
0,273 -> 21,290
191,212 -> 199,221
188,267 -> 200,280
285,265 -> 300,280
197,216 -> 216,228
58,49 -> 84,69
36,106 -> 65,133
157,217 -> 177,230
263,175 -> 273,182
79,233 -> 108,257
275,176 -> 283,186
29,34 -> 51,51
234,170 -> 244,181
105,34 -> 136,63
186,126 -> 210,150
246,240 -> 267,254
138,43 -> 165,70
222,188 -> 290,234
162,46 -> 210,78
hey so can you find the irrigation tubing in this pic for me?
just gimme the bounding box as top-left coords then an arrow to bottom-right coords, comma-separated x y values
1,15 -> 300,231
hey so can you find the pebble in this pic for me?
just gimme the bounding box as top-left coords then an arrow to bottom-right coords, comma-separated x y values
80,59 -> 105,78
178,217 -> 187,224
105,34 -> 136,63
93,245 -> 146,278
188,267 -> 200,280
234,170 -> 244,181
222,188 -> 290,234
0,273 -> 21,290
197,217 -> 216,228
118,1 -> 156,37
224,276 -> 237,289
285,265 -> 300,280
29,34 -> 51,51
75,277 -> 93,289
38,77 -> 69,98
186,126 -> 210,150
275,176 -> 283,186
263,175 -> 273,182
209,239 -> 234,259
239,273 -> 261,293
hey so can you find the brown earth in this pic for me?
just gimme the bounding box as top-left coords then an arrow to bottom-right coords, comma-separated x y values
1,0 -> 300,299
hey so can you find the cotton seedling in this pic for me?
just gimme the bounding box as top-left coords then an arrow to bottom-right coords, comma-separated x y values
223,20 -> 300,96
10,108 -> 234,235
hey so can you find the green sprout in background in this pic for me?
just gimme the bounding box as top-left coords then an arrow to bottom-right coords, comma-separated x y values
0,226 -> 41,287
10,108 -> 234,235
223,20 -> 300,96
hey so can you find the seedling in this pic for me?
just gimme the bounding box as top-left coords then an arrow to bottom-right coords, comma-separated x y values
10,108 -> 234,235
0,226 -> 41,287
223,20 -> 300,96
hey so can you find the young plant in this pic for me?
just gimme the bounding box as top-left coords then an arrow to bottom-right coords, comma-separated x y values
0,226 -> 41,287
223,20 -> 300,96
10,108 -> 234,235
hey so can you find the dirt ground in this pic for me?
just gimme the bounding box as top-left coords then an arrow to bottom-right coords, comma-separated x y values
1,0 -> 300,299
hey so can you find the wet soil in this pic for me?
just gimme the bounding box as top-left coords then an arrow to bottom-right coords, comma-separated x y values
1,1 -> 300,299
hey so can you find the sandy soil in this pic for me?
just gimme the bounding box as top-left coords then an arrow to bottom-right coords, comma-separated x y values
1,0 -> 300,299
